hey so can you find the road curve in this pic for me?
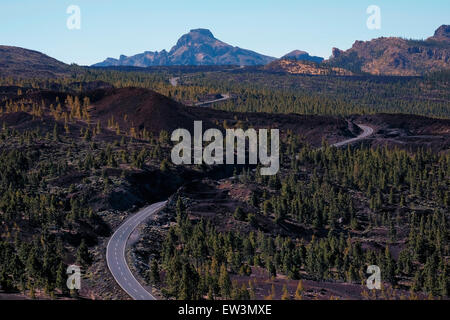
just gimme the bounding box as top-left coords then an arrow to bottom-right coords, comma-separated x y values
168,76 -> 231,106
106,200 -> 167,300
332,124 -> 374,147
192,93 -> 231,107
106,124 -> 373,300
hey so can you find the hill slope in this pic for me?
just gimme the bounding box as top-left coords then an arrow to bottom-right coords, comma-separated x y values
89,87 -> 213,134
88,87 -> 353,146
264,58 -> 353,75
327,25 -> 450,75
0,85 -> 353,146
93,29 -> 276,67
0,46 -> 74,78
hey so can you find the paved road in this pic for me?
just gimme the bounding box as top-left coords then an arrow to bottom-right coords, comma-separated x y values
168,76 -> 231,106
332,124 -> 374,147
106,123 -> 373,300
192,93 -> 231,107
168,66 -> 244,87
106,201 -> 167,300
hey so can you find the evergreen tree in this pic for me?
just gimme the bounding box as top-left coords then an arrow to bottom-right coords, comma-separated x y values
76,240 -> 91,267
219,264 -> 232,298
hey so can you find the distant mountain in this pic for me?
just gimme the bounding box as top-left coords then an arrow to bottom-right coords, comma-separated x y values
0,46 -> 75,78
327,25 -> 450,76
93,29 -> 276,67
428,25 -> 450,43
264,58 -> 352,76
281,50 -> 324,63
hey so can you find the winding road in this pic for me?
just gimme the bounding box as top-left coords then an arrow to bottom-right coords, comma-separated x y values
106,201 -> 167,300
192,93 -> 231,107
332,124 -> 374,147
169,76 -> 232,106
106,122 -> 374,300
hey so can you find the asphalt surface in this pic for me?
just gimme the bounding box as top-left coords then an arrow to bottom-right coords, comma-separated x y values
168,75 -> 231,106
192,93 -> 231,106
106,124 -> 373,300
106,201 -> 167,300
332,124 -> 374,147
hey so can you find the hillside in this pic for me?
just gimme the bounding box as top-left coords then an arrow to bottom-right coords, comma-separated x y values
87,87 -> 353,146
89,87 -> 212,134
327,25 -> 450,75
0,46 -> 75,78
264,58 -> 353,75
93,29 -> 276,67
0,75 -> 448,301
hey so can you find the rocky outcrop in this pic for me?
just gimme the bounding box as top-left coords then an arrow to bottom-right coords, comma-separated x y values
264,59 -> 352,76
327,25 -> 450,75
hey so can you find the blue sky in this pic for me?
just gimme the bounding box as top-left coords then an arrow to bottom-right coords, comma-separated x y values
0,0 -> 448,66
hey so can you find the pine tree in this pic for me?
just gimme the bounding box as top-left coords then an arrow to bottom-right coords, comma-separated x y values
149,259 -> 160,284
219,264 -> 231,298
56,262 -> 67,294
265,283 -> 276,300
53,124 -> 59,141
267,259 -> 277,278
295,280 -> 303,300
233,206 -> 246,221
281,284 -> 290,300
179,263 -> 200,300
76,240 -> 91,266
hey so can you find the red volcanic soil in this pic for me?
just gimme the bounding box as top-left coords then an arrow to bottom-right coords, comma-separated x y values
18,90 -> 69,105
0,87 -> 65,106
356,113 -> 450,135
2,85 -> 448,151
0,86 -> 24,101
205,109 -> 352,146
89,87 -> 217,134
1,87 -> 73,111
11,85 -> 449,150
0,86 -> 351,148
353,113 -> 450,151
0,111 -> 34,126
88,87 -> 351,146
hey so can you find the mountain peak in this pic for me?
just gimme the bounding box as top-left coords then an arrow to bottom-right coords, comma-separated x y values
283,50 -> 308,57
93,28 -> 275,67
189,28 -> 215,38
281,50 -> 324,63
173,28 -> 219,48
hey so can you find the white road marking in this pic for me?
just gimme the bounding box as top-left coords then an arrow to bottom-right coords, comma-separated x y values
106,200 -> 167,300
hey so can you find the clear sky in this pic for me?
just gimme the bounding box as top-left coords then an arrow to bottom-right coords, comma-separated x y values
0,0 -> 448,66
